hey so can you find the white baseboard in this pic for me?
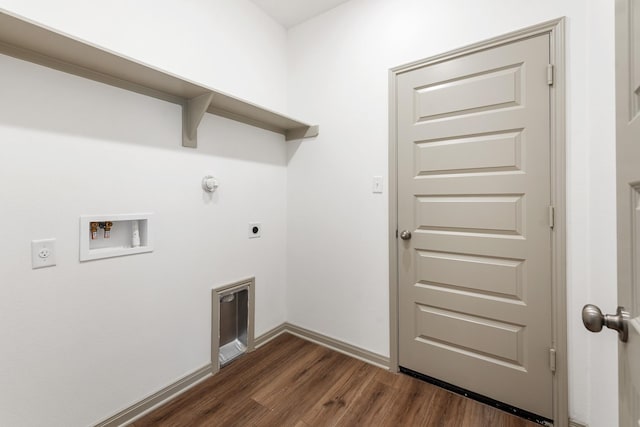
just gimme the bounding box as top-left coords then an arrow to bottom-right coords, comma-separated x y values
569,420 -> 588,427
254,322 -> 289,347
94,322 -> 389,426
256,322 -> 390,369
94,364 -> 212,427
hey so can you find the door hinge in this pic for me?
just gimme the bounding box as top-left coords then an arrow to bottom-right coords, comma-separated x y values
548,206 -> 555,229
547,64 -> 554,86
549,348 -> 557,373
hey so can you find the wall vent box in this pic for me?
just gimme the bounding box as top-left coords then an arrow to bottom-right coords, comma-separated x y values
212,278 -> 255,373
80,213 -> 153,261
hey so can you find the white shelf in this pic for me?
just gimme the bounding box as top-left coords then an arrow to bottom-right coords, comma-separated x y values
0,9 -> 319,148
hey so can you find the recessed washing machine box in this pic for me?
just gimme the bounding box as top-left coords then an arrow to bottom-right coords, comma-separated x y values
79,213 -> 153,261
211,278 -> 255,373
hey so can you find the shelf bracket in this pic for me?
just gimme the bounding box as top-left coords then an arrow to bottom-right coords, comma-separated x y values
182,92 -> 215,148
285,125 -> 319,141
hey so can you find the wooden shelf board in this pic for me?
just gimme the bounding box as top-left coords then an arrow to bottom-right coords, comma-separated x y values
0,9 -> 318,145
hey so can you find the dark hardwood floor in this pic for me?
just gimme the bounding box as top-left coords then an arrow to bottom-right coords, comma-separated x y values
131,333 -> 539,427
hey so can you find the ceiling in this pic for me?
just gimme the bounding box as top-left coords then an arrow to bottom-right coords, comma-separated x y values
250,0 -> 351,29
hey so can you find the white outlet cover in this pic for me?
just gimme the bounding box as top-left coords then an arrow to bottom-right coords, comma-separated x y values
31,238 -> 56,269
248,223 -> 262,239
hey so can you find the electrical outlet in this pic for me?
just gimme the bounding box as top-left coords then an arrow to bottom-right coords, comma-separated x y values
248,223 -> 262,239
31,238 -> 56,269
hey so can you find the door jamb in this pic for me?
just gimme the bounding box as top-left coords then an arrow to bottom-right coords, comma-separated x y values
388,18 -> 567,426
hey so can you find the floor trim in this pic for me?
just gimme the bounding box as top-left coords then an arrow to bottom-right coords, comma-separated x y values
278,322 -> 390,369
256,322 -> 390,369
568,421 -> 588,427
94,364 -> 212,427
94,322 -> 389,426
254,322 -> 289,348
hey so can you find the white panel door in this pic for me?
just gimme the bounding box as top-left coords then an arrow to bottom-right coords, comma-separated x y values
585,1 -> 640,424
397,34 -> 554,418
617,0 -> 640,424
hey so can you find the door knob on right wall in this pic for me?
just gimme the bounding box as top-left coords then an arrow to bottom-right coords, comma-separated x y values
582,304 -> 629,342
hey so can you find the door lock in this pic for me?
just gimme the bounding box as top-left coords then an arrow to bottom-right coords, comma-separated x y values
582,304 -> 629,342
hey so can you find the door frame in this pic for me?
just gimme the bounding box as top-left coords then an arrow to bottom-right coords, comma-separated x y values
388,18 -> 568,426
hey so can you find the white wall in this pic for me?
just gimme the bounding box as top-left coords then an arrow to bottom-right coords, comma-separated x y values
0,0 -> 288,112
0,0 -> 619,425
0,1 -> 290,426
286,0 -> 616,425
585,1 -> 618,427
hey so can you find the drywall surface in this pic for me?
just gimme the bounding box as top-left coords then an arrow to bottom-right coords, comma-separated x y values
0,2 -> 288,425
0,0 -> 288,112
584,2 -> 618,427
286,0 -> 615,425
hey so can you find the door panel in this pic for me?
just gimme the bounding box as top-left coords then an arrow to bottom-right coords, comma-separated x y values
398,34 -> 553,418
414,130 -> 522,175
617,0 -> 640,424
414,304 -> 525,365
415,251 -> 524,298
416,194 -> 524,234
414,64 -> 522,120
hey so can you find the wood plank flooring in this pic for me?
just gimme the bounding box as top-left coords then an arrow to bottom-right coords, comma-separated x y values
131,333 -> 539,427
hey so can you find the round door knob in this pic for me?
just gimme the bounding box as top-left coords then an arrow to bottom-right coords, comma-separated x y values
400,230 -> 412,240
582,304 -> 604,333
581,304 -> 629,342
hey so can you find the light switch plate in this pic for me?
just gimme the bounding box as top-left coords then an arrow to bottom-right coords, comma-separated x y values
31,238 -> 56,269
372,176 -> 383,194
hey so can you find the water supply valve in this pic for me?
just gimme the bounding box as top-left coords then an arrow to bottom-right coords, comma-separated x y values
103,221 -> 113,239
97,221 -> 113,238
90,222 -> 99,240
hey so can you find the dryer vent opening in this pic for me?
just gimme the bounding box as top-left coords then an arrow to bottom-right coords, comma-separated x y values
212,278 -> 255,373
218,288 -> 248,366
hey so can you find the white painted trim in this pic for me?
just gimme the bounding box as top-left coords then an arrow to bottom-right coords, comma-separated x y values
93,364 -> 212,427
569,420 -> 588,427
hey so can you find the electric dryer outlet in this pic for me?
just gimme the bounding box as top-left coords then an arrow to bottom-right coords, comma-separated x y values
248,223 -> 262,238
